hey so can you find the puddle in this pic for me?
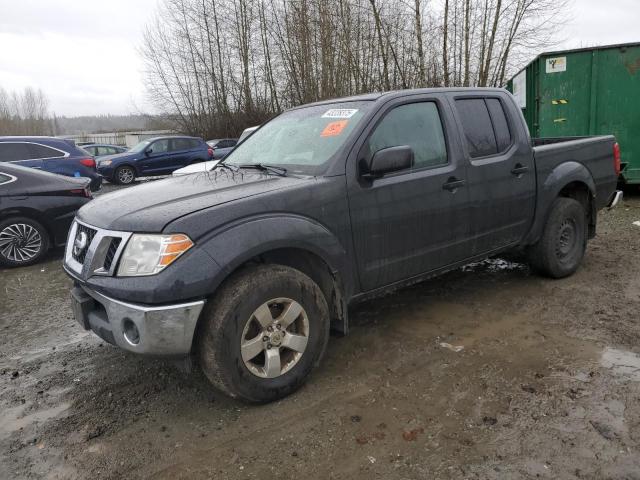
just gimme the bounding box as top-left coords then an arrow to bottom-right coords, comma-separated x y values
0,402 -> 70,440
601,347 -> 640,381
461,257 -> 527,273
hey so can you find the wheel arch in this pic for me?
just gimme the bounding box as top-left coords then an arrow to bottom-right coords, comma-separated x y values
524,162 -> 596,245
192,215 -> 353,340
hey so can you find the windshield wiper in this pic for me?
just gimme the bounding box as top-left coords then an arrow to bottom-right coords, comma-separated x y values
213,162 -> 240,173
238,163 -> 288,177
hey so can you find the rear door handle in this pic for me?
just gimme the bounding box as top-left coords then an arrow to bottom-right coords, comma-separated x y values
511,164 -> 529,176
443,177 -> 466,192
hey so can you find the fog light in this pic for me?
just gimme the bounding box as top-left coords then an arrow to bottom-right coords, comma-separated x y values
123,319 -> 140,346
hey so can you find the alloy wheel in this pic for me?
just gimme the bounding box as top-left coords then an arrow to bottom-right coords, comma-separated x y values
0,223 -> 42,263
240,298 -> 310,378
117,167 -> 135,184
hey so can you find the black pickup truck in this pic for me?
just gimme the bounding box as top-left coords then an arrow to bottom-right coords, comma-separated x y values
64,88 -> 622,402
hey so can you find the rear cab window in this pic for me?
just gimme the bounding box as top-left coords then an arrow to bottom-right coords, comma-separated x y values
455,97 -> 512,159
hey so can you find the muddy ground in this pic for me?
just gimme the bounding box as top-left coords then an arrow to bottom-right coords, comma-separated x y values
2,186 -> 640,480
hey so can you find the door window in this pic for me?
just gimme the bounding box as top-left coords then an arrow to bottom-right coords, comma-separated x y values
27,143 -> 65,159
0,143 -> 32,161
455,98 -> 513,158
455,99 -> 497,158
486,99 -> 512,152
151,139 -> 170,154
171,138 -> 193,151
0,173 -> 15,184
366,102 -> 448,170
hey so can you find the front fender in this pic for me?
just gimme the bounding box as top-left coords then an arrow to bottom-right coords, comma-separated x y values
198,214 -> 354,296
524,161 -> 596,245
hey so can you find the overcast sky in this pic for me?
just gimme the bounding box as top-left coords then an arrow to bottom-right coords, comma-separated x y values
0,0 -> 639,117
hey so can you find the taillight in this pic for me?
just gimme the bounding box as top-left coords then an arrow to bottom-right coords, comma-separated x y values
207,147 -> 214,158
69,187 -> 92,198
80,158 -> 96,168
613,143 -> 621,176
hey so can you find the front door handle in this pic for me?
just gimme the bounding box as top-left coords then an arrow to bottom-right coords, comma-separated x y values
443,177 -> 466,192
511,164 -> 529,176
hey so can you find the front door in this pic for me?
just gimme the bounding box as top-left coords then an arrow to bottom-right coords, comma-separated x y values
139,139 -> 172,175
348,98 -> 472,292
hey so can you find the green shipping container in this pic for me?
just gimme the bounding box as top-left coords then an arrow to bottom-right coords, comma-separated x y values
507,42 -> 640,184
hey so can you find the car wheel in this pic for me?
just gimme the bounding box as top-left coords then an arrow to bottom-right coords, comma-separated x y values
528,197 -> 587,278
114,165 -> 136,185
0,217 -> 50,268
198,264 -> 330,403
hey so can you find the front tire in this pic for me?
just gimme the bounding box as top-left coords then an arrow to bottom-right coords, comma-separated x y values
0,217 -> 50,267
528,197 -> 587,278
113,165 -> 136,185
198,264 -> 330,403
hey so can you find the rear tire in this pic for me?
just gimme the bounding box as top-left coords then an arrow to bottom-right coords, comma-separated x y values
113,165 -> 136,185
198,264 -> 330,403
0,217 -> 50,268
528,197 -> 587,278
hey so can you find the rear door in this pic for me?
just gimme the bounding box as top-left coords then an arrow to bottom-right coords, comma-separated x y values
451,94 -> 536,254
170,138 -> 200,169
347,96 -> 472,292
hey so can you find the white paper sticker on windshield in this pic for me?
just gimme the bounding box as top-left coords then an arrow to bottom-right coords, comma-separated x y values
322,109 -> 358,119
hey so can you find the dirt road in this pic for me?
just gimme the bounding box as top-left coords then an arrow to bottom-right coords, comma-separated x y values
2,192 -> 640,479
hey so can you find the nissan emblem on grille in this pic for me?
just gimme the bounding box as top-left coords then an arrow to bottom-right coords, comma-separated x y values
73,230 -> 88,257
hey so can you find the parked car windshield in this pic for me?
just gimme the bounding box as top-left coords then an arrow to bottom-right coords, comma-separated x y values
129,140 -> 152,153
224,101 -> 372,175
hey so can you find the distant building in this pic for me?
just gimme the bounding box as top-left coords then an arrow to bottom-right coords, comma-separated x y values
59,130 -> 176,148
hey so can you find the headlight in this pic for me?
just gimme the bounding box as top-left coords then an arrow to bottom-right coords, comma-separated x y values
100,160 -> 112,166
117,234 -> 194,276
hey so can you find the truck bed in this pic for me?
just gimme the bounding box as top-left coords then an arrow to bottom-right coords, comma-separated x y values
532,135 -> 618,211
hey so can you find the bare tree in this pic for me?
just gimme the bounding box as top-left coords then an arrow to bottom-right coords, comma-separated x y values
0,86 -> 52,135
140,0 -> 570,137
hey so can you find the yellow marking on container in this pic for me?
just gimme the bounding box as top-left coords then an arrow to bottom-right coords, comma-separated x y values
553,118 -> 567,123
552,99 -> 569,105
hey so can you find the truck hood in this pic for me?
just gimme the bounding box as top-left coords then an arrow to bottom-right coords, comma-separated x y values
77,171 -> 309,232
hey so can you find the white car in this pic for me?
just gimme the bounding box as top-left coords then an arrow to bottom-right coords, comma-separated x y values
172,126 -> 259,177
172,159 -> 220,176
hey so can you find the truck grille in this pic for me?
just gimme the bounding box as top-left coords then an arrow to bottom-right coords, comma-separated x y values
65,220 -> 131,278
72,223 -> 97,264
103,238 -> 122,271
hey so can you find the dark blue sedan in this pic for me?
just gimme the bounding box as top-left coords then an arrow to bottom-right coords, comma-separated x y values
0,137 -> 102,191
97,136 -> 212,184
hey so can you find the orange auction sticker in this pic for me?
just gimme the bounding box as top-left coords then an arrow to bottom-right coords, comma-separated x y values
321,120 -> 348,137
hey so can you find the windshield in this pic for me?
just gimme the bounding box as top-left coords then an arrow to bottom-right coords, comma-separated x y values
225,101 -> 372,175
129,140 -> 151,153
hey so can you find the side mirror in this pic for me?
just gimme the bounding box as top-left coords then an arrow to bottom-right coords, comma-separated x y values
144,148 -> 153,155
361,145 -> 414,179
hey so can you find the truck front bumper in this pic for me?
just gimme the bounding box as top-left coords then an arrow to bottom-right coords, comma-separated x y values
71,285 -> 205,355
